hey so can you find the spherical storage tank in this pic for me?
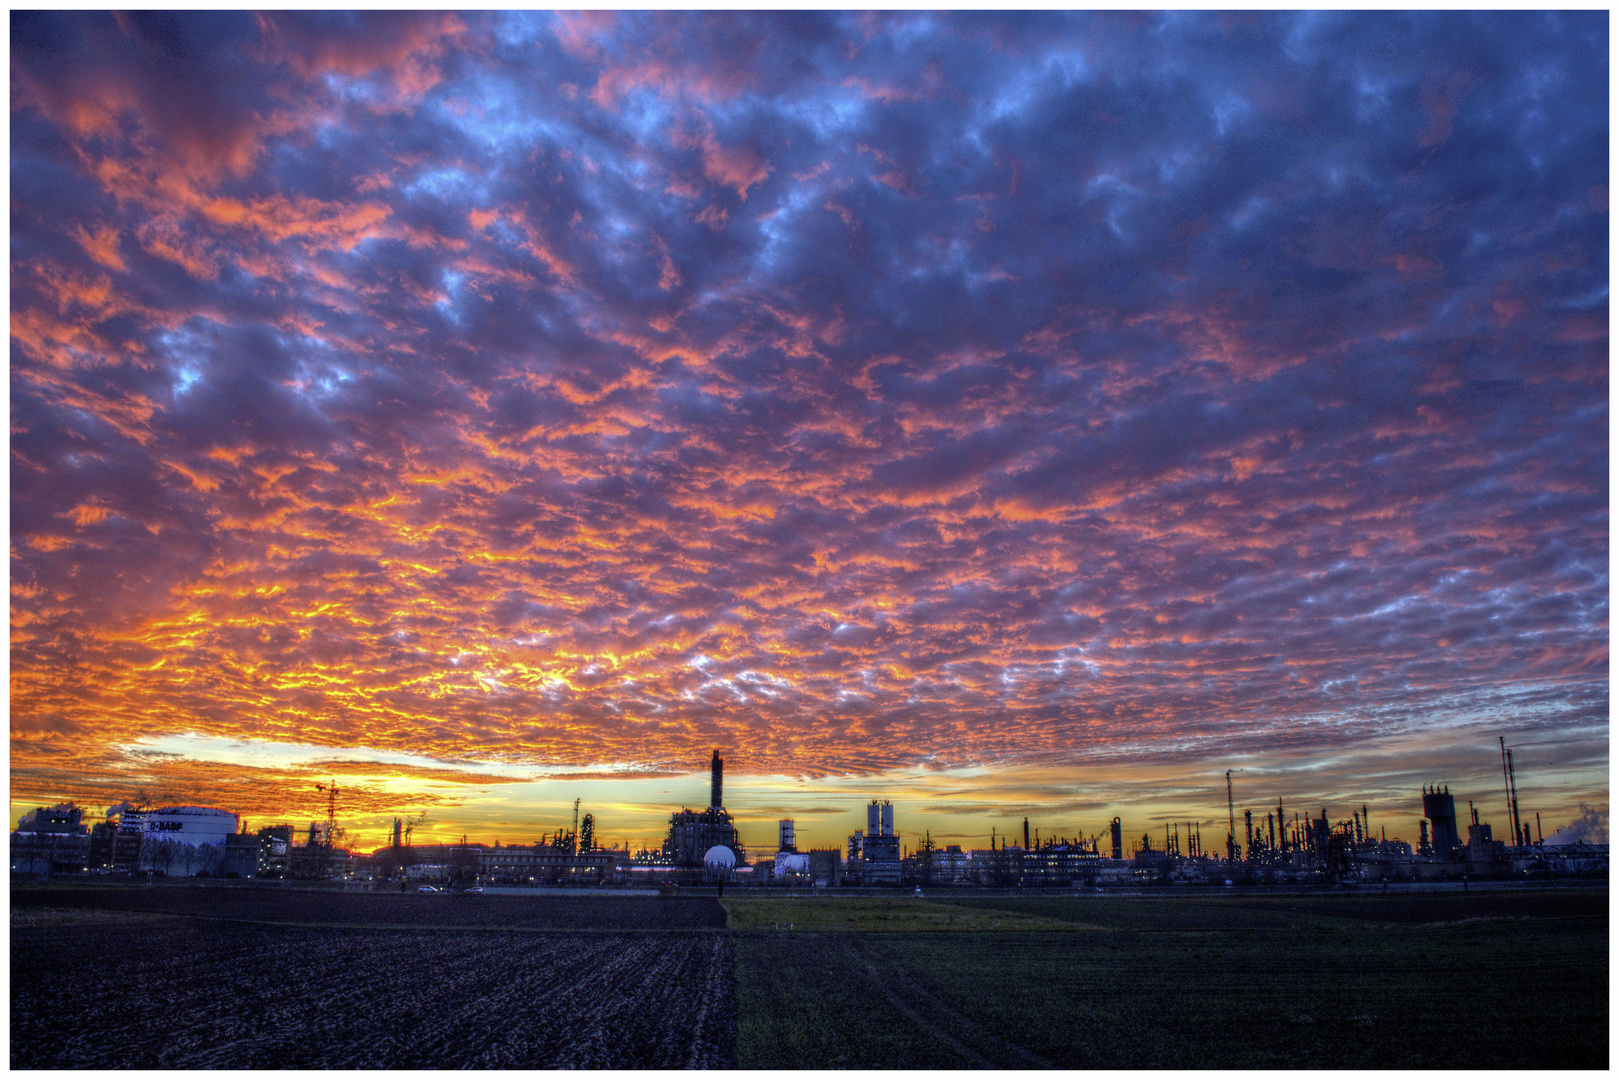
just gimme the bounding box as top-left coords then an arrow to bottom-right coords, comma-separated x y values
773,852 -> 809,877
702,845 -> 737,869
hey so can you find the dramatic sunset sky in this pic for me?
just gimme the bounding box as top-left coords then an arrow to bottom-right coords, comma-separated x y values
10,12 -> 1608,854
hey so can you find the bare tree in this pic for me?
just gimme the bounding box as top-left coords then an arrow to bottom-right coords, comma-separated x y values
143,838 -> 180,876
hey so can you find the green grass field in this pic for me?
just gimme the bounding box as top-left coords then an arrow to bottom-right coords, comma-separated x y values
728,889 -> 1608,1069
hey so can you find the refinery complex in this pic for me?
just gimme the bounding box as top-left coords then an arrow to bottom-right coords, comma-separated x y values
11,742 -> 1607,888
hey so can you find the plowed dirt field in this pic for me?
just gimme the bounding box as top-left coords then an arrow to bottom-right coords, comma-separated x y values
11,890 -> 734,1069
9,884 -> 725,930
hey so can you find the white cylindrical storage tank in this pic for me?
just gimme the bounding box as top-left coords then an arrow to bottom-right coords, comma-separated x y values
881,802 -> 894,837
778,819 -> 795,851
867,801 -> 881,833
128,807 -> 239,846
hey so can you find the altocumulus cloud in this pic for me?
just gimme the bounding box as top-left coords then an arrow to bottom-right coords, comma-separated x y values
9,12 -> 1607,820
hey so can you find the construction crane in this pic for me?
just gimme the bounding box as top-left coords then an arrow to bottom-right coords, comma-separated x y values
315,781 -> 339,847
1500,737 -> 1525,846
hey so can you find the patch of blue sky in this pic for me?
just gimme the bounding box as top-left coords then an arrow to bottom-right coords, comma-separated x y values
289,357 -> 354,402
586,210 -> 653,271
154,328 -> 216,397
438,72 -> 573,159
1315,157 -> 1364,196
751,183 -> 818,279
882,11 -> 945,51
1037,44 -> 1091,96
435,270 -> 467,325
403,165 -> 488,206
491,10 -> 550,49
1350,69 -> 1399,126
1226,193 -> 1271,233
1082,173 -> 1143,242
611,90 -> 680,148
1555,283 -> 1608,312
970,62 -> 1057,130
320,70 -> 404,112
773,89 -> 868,147
1208,90 -> 1253,140
1279,11 -> 1334,64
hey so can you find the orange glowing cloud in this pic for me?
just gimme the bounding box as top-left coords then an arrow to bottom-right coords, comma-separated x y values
7,11 -> 1607,850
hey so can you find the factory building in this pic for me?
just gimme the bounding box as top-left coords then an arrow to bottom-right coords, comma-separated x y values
479,840 -> 615,884
380,841 -> 616,886
221,833 -> 262,877
902,841 -> 975,885
87,819 -> 118,871
40,805 -> 252,877
846,800 -> 902,884
10,805 -> 91,875
255,826 -> 294,878
807,848 -> 843,886
1466,805 -> 1501,865
662,751 -> 745,867
930,845 -> 973,884
1422,786 -> 1461,859
773,819 -> 810,879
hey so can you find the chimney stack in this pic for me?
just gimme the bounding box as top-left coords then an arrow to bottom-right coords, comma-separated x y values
710,750 -> 723,809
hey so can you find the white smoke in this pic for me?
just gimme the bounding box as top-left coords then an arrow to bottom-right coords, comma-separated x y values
1545,804 -> 1608,846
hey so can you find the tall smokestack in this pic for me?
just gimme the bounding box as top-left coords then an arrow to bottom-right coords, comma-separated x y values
1226,770 -> 1236,863
710,750 -> 723,809
1023,817 -> 1030,850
